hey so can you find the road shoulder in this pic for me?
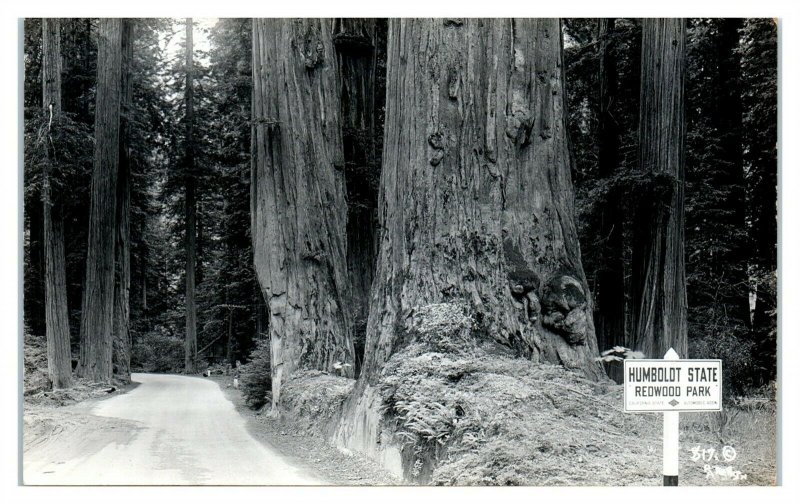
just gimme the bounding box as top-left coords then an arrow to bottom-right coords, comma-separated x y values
206,375 -> 402,486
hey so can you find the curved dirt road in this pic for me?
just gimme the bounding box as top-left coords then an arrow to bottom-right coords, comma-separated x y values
23,373 -> 324,485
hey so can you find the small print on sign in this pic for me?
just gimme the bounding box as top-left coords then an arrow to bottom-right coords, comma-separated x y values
624,359 -> 722,412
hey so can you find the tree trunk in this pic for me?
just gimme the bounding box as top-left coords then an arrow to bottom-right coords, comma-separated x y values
184,18 -> 198,374
251,18 -> 355,413
42,18 -> 73,389
78,18 -> 122,383
357,18 -> 604,386
112,19 -> 133,383
334,18 -> 380,376
595,18 -> 627,381
631,19 -> 687,359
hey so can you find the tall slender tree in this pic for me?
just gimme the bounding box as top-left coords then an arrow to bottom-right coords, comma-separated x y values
78,18 -> 122,383
42,18 -> 73,388
631,18 -> 688,359
113,19 -> 134,382
184,18 -> 198,373
251,18 -> 355,413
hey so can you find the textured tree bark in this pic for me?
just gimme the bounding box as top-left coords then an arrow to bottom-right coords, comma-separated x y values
184,18 -> 198,374
334,18 -> 380,375
251,18 -> 356,413
631,19 -> 688,359
595,18 -> 627,381
112,19 -> 133,383
42,18 -> 73,389
78,18 -> 122,383
357,18 -> 604,386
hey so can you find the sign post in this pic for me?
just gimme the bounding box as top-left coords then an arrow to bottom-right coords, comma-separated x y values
623,348 -> 722,486
662,349 -> 680,486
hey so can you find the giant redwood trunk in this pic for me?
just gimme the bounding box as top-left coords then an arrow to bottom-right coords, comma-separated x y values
251,19 -> 355,412
334,18 -> 381,374
184,19 -> 198,373
631,19 -> 688,359
113,19 -> 133,383
78,18 -> 122,383
42,18 -> 72,389
357,18 -> 604,386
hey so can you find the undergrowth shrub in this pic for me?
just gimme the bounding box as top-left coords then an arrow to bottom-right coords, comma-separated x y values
240,338 -> 271,409
689,329 -> 755,397
131,328 -> 184,373
23,331 -> 52,396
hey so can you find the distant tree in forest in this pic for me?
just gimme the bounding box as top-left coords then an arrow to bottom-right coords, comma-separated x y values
23,19 -> 46,340
183,18 -> 198,373
685,19 -> 753,392
204,18 -> 259,368
741,18 -> 778,385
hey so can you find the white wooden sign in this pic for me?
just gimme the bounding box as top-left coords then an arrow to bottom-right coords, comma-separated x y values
623,348 -> 723,485
624,355 -> 722,412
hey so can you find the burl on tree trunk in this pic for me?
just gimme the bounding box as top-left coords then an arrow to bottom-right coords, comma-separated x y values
358,18 -> 605,386
251,19 -> 356,413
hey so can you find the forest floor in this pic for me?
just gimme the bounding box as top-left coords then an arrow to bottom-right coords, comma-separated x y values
206,374 -> 402,486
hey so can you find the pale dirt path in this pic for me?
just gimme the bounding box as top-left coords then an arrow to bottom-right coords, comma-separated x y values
23,373 -> 325,485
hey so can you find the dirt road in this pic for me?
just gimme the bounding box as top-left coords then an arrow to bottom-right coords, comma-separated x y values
23,373 -> 325,485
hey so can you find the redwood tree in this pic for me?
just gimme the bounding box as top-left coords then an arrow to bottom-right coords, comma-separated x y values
631,19 -> 688,359
357,18 -> 605,386
113,19 -> 134,382
251,18 -> 355,412
184,18 -> 198,373
42,18 -> 72,389
78,18 -> 122,383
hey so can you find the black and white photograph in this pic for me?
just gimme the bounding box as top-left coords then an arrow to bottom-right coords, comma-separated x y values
6,1 -> 791,493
